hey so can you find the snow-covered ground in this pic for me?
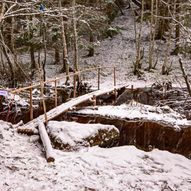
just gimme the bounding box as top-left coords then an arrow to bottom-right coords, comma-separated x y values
77,100 -> 191,129
1,6 -> 191,191
0,121 -> 191,191
47,121 -> 118,149
67,6 -> 187,89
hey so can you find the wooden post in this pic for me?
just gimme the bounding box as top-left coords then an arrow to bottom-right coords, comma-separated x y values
54,79 -> 57,107
114,66 -> 116,86
40,81 -> 48,124
92,95 -> 96,107
98,67 -> 100,90
29,87 -> 33,120
131,85 -> 134,99
38,122 -> 55,162
114,88 -> 118,104
73,72 -> 77,98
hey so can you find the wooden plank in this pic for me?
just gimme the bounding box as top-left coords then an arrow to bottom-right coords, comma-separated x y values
18,85 -> 127,132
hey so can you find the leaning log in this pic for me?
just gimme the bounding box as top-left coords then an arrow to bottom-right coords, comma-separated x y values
38,122 -> 55,162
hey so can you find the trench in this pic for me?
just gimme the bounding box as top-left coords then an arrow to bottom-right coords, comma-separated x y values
61,113 -> 191,159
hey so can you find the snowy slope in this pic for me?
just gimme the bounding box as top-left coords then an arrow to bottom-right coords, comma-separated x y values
0,121 -> 191,191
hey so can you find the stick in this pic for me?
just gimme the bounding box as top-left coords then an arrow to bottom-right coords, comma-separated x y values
98,67 -> 100,90
29,86 -> 33,120
114,66 -> 116,86
54,79 -> 58,107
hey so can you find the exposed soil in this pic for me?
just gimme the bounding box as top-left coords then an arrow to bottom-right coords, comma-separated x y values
63,113 -> 191,159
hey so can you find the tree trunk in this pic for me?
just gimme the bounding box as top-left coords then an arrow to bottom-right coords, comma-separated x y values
148,0 -> 155,70
30,46 -> 36,69
0,31 -> 15,83
155,0 -> 169,40
54,47 -> 60,65
42,18 -> 47,82
59,0 -> 70,82
173,0 -> 180,55
0,45 -> 6,72
29,16 -> 36,70
72,0 -> 79,74
0,3 -> 5,24
133,0 -> 144,76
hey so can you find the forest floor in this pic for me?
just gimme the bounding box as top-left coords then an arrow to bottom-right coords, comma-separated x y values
44,6 -> 189,89
0,120 -> 191,191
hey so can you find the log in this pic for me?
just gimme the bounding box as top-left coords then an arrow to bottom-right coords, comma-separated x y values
17,127 -> 38,135
18,85 -> 127,132
38,122 -> 55,163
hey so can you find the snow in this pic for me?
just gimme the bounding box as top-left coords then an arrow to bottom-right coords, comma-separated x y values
7,93 -> 29,107
1,6 -> 191,191
0,121 -> 191,191
47,121 -> 118,147
76,100 -> 191,129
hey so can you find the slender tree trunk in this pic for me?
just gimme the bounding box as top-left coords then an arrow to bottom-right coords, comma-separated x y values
174,0 -> 180,55
10,17 -> 15,53
179,58 -> 191,96
59,0 -> 69,82
42,23 -> 47,82
72,0 -> 79,73
133,0 -> 144,76
162,1 -> 172,76
155,0 -> 169,40
0,45 -> 5,72
30,46 -> 36,69
148,0 -> 154,70
0,30 -> 14,82
29,16 -> 36,69
0,3 -> 5,23
54,47 -> 60,65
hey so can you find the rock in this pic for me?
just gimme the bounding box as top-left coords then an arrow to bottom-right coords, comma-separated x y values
29,135 -> 40,143
47,121 -> 119,151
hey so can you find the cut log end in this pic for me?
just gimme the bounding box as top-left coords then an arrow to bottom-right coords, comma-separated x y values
17,127 -> 38,135
47,156 -> 55,163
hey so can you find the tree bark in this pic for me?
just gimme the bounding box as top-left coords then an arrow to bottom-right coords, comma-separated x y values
0,31 -> 15,83
72,0 -> 79,73
179,58 -> 191,96
0,3 -> 5,24
59,0 -> 69,82
54,47 -> 60,65
38,122 -> 55,163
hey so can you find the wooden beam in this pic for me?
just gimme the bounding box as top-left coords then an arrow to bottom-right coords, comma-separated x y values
29,86 -> 33,120
38,122 -> 55,163
98,67 -> 100,90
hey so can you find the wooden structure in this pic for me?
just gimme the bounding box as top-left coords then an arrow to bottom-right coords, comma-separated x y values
38,122 -> 55,162
17,85 -> 127,134
9,66 -> 117,121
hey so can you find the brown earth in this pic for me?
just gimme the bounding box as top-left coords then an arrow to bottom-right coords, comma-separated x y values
63,113 -> 191,159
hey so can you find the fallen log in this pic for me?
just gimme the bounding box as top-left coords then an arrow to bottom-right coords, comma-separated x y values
38,122 -> 55,163
17,127 -> 38,135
